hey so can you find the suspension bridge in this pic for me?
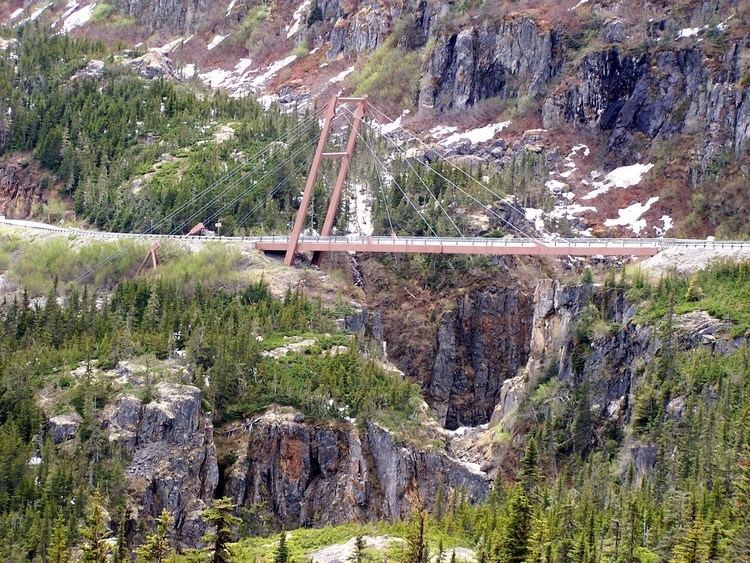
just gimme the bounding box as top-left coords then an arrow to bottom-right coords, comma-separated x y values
2,95 -> 749,280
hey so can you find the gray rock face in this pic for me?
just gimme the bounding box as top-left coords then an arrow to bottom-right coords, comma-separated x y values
47,413 -> 82,444
219,409 -> 489,527
542,43 -> 750,167
420,17 -> 562,111
114,0 -> 212,32
124,51 -> 175,80
429,286 -> 533,429
311,0 -> 444,59
103,383 -> 218,548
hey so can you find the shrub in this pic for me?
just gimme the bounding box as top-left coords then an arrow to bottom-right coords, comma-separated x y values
353,33 -> 422,108
91,3 -> 115,23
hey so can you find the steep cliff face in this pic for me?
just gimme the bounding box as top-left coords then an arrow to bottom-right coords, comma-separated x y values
114,0 -> 213,32
429,286 -> 533,430
419,17 -> 563,111
102,383 -> 219,548
0,156 -> 51,218
217,408 -> 490,528
542,43 -> 750,167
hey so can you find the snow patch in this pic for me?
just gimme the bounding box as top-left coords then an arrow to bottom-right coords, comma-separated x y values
570,0 -> 589,9
525,208 -> 546,232
327,66 -> 354,85
286,0 -> 311,38
603,196 -> 659,234
677,27 -> 703,38
582,162 -> 654,200
225,0 -> 238,16
61,2 -> 96,33
207,34 -> 226,50
545,179 -> 567,192
180,63 -> 196,78
347,182 -> 373,236
9,8 -> 25,21
250,55 -> 297,88
155,35 -> 192,54
442,121 -> 511,146
375,110 -> 410,135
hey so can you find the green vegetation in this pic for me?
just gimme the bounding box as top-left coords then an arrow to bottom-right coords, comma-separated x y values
0,233 -> 247,296
0,27 -> 320,236
353,18 -> 422,108
632,261 -> 750,336
0,269 -> 424,559
90,2 -> 116,23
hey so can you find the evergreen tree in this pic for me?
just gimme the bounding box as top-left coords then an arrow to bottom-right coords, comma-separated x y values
202,497 -> 240,563
47,516 -> 70,563
80,491 -> 112,563
274,532 -> 289,563
350,534 -> 366,563
670,517 -> 708,563
405,511 -> 428,563
496,487 -> 532,563
729,456 -> 750,561
518,438 -> 541,496
135,509 -> 174,562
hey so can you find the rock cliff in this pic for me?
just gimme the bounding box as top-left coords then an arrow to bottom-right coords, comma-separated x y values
217,408 -> 490,528
103,383 -> 218,548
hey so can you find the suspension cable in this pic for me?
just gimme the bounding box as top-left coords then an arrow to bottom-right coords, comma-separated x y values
356,114 -> 544,243
74,113 -> 322,283
366,103 -> 554,240
339,107 -> 464,237
342,115 -> 439,238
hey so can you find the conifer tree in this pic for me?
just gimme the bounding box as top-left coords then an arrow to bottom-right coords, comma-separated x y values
405,511 -> 428,563
203,497 -> 240,563
496,487 -> 532,563
350,534 -> 366,563
274,532 -> 289,563
670,517 -> 708,563
80,491 -> 112,563
135,509 -> 174,562
47,516 -> 70,563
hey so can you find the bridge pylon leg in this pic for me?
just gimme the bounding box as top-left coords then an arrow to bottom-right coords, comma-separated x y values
284,95 -> 368,267
284,97 -> 338,266
311,97 -> 367,267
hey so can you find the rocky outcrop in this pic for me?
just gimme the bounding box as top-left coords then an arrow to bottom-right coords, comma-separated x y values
124,51 -> 176,80
429,286 -> 533,429
103,383 -> 218,548
47,413 -> 82,444
218,408 -> 490,528
420,17 -> 563,111
114,0 -> 212,32
310,0 -> 444,59
0,156 -> 49,218
542,43 -> 750,167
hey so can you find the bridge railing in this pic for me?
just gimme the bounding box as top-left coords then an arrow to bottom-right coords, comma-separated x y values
2,218 -> 750,250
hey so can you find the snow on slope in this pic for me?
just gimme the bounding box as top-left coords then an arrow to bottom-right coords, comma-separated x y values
61,2 -> 96,33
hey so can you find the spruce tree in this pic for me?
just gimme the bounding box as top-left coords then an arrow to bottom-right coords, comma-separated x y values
274,531 -> 289,563
729,456 -> 750,561
135,509 -> 174,562
80,491 -> 112,563
405,511 -> 428,563
47,516 -> 70,563
202,497 -> 240,563
350,534 -> 366,563
496,486 -> 532,563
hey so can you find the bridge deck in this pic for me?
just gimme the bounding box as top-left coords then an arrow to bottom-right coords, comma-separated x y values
3,219 -> 750,257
